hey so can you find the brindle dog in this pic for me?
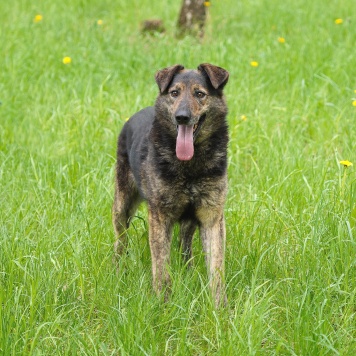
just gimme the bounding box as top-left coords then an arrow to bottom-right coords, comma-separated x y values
113,63 -> 229,306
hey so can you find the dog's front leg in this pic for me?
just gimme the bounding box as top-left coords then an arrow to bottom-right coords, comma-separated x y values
148,207 -> 173,299
198,209 -> 226,307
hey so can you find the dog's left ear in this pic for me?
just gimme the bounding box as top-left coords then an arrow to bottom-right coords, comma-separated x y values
155,64 -> 185,93
198,63 -> 229,90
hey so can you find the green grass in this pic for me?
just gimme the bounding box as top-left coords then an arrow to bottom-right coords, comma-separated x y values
1,0 -> 355,354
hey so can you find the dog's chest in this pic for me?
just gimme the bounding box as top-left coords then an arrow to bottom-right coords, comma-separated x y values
182,181 -> 205,202
158,176 -> 227,214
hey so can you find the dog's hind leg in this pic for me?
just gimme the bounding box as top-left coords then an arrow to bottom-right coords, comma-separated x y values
112,187 -> 140,257
179,219 -> 197,264
112,158 -> 140,260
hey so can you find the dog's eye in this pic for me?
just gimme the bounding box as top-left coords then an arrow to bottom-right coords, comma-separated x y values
170,90 -> 179,98
196,91 -> 206,99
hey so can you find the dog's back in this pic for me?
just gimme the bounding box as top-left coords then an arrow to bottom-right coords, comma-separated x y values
117,106 -> 155,194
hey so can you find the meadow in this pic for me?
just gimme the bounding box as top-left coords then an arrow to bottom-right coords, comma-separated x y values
1,0 -> 355,354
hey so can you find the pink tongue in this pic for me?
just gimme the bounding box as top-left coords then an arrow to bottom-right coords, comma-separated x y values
176,125 -> 194,161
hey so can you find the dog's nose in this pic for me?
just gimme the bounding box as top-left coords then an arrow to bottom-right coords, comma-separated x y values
175,109 -> 191,125
176,115 -> 190,125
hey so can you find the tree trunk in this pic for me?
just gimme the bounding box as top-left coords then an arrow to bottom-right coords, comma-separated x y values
177,0 -> 209,38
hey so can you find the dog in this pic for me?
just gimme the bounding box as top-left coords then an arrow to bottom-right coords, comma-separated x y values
112,63 -> 229,306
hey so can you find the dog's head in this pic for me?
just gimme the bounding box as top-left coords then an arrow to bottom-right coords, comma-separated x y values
154,63 -> 229,161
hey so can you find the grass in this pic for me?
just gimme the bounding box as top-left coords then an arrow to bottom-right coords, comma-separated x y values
1,0 -> 355,354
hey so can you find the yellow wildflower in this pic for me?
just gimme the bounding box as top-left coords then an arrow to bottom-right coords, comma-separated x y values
340,160 -> 353,168
241,115 -> 247,121
34,14 -> 43,23
204,1 -> 211,7
97,19 -> 103,25
334,18 -> 343,24
62,56 -> 72,64
353,100 -> 356,107
278,37 -> 286,43
125,117 -> 130,122
250,61 -> 259,67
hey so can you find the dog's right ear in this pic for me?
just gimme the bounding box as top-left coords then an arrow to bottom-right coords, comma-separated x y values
155,64 -> 184,93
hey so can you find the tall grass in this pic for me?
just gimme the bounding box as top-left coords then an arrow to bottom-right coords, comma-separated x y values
1,0 -> 355,354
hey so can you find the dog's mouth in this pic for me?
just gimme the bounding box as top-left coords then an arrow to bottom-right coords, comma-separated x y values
176,114 -> 206,161
193,113 -> 206,139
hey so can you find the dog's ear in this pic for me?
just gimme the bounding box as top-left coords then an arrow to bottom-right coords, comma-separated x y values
198,63 -> 229,90
155,64 -> 184,93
